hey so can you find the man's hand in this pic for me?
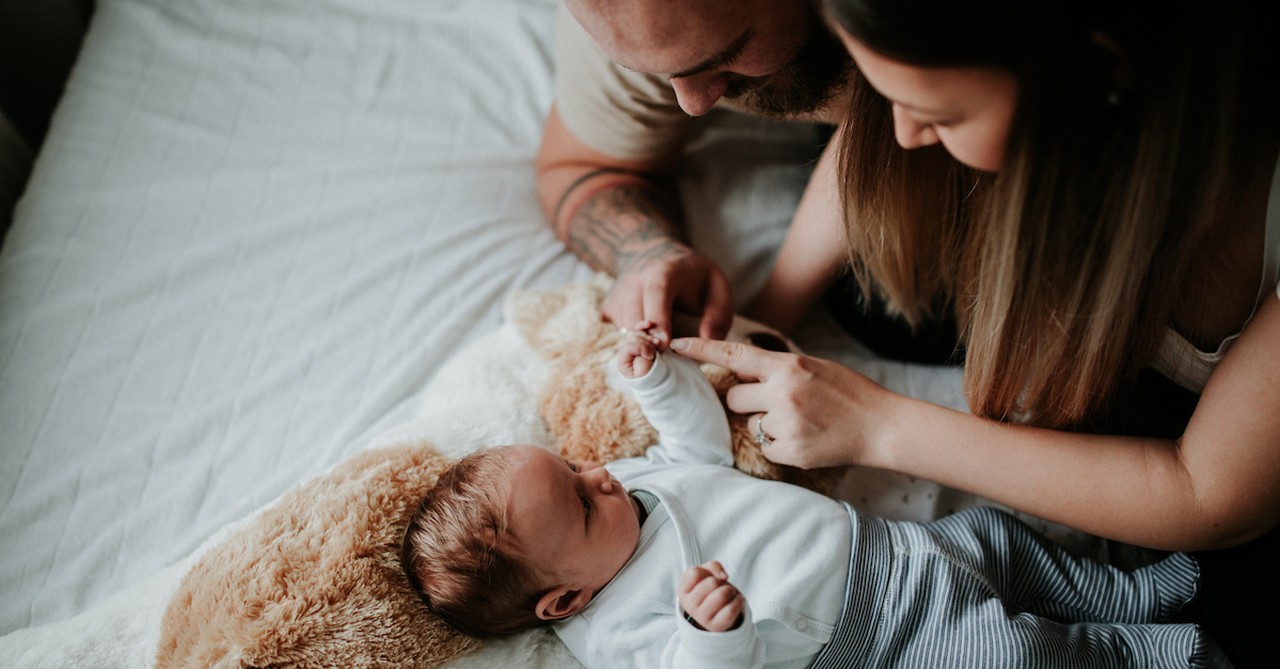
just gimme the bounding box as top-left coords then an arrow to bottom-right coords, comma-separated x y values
678,560 -> 746,632
603,243 -> 734,347
535,108 -> 733,345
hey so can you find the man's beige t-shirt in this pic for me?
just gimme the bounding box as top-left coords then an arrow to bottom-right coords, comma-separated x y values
553,6 -> 767,162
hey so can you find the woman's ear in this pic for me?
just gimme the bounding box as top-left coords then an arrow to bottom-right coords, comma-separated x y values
535,585 -> 592,621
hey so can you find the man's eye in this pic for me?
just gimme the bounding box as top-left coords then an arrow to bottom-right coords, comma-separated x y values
568,462 -> 578,472
581,497 -> 592,514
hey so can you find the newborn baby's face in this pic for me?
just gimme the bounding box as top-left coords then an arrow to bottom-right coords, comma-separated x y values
502,445 -> 643,594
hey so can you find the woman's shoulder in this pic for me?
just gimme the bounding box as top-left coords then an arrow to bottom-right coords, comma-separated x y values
1168,135 -> 1277,340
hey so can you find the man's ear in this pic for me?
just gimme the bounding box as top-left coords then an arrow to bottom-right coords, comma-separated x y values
535,585 -> 592,621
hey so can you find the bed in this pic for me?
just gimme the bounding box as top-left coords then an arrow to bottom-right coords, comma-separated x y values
0,0 -> 1073,666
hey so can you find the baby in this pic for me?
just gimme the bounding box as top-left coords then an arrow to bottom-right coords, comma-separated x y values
401,326 -> 1213,668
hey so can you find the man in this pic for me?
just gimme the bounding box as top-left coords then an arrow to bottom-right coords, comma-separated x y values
535,0 -> 854,347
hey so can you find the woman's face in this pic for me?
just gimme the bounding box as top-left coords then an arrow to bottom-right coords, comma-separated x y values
838,31 -> 1019,172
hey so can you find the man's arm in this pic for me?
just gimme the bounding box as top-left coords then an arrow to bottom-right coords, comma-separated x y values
536,105 -> 734,343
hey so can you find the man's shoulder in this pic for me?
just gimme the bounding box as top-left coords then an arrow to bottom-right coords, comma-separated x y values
553,6 -> 672,102
552,5 -> 692,161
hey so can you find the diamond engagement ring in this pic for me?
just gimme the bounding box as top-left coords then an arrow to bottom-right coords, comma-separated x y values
754,413 -> 773,447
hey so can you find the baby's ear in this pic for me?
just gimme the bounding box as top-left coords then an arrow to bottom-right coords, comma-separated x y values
535,586 -> 592,621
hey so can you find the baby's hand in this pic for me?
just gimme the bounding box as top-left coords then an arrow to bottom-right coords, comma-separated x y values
617,321 -> 661,379
678,560 -> 745,632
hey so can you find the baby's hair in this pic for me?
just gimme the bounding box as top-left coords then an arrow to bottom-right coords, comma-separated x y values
400,446 -> 546,637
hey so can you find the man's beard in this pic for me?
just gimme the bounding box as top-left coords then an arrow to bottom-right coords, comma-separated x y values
726,10 -> 852,118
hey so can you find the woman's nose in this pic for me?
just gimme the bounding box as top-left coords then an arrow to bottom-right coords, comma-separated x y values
892,105 -> 939,149
670,72 -> 730,117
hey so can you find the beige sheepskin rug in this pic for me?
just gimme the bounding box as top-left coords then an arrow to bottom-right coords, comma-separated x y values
156,278 -> 845,668
155,444 -> 475,669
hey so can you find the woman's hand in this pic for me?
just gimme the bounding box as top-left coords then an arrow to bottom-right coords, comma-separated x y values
670,337 -> 894,469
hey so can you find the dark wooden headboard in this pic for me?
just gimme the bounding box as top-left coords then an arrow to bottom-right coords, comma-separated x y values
0,0 -> 93,238
0,0 -> 96,149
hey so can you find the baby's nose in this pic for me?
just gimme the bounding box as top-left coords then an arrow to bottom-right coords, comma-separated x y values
585,465 -> 615,493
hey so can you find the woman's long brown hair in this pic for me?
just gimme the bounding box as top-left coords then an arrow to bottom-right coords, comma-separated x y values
829,0 -> 1252,428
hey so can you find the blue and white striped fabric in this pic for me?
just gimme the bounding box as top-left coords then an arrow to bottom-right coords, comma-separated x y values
811,506 -> 1207,669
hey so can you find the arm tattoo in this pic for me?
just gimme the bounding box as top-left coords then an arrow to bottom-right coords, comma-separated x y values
551,167 -> 636,228
564,180 -> 686,275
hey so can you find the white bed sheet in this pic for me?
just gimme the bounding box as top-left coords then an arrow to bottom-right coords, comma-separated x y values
0,0 -> 586,635
0,0 -> 1035,662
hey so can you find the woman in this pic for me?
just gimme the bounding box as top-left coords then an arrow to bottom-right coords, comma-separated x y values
673,0 -> 1279,664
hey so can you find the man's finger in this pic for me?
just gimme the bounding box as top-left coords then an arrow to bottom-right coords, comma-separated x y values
698,277 -> 734,341
602,287 -> 643,332
641,281 -> 675,346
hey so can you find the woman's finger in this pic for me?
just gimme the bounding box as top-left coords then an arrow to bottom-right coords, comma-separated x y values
670,337 -> 778,381
723,382 -> 775,417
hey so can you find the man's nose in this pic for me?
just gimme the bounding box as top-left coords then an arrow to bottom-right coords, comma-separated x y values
670,72 -> 730,116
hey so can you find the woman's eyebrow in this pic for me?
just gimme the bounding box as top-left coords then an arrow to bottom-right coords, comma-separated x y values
669,28 -> 753,79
